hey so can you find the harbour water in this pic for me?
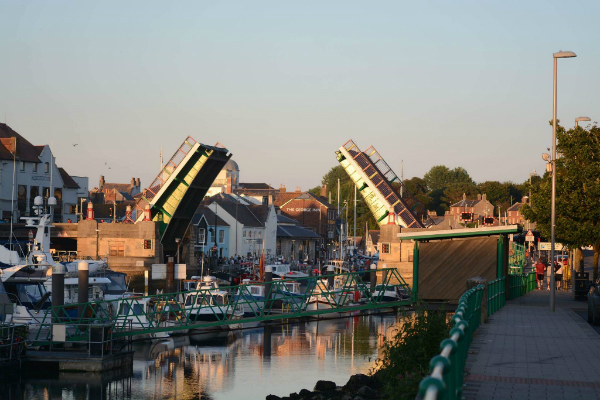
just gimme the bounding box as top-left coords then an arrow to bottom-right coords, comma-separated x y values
1,313 -> 405,399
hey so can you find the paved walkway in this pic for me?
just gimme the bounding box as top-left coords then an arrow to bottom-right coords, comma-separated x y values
463,289 -> 600,399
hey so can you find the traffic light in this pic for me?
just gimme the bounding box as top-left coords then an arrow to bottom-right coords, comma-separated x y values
143,240 -> 152,250
461,212 -> 473,222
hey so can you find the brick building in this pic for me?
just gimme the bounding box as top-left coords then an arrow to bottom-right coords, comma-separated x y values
449,193 -> 495,223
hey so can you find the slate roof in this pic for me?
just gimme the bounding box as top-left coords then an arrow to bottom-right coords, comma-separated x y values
58,168 -> 80,189
247,205 -> 270,224
192,206 -> 229,227
217,202 -> 263,227
450,199 -> 481,208
277,214 -> 299,224
0,123 -> 42,162
368,230 -> 380,244
277,225 -> 322,239
102,183 -> 133,193
239,183 -> 273,190
508,202 -> 523,212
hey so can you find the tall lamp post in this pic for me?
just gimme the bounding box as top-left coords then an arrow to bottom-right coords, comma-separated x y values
575,116 -> 590,128
550,50 -> 577,312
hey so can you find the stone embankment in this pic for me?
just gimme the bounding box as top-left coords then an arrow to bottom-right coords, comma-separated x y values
266,373 -> 382,400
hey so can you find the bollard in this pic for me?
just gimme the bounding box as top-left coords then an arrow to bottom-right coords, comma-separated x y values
52,263 -> 66,321
78,261 -> 89,323
370,264 -> 377,293
327,266 -> 335,289
167,257 -> 174,294
265,266 -> 273,314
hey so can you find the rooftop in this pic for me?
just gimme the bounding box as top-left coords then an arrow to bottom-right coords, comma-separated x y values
397,225 -> 521,241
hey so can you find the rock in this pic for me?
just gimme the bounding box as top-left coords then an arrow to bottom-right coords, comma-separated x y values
343,374 -> 378,392
357,386 -> 378,398
314,380 -> 337,392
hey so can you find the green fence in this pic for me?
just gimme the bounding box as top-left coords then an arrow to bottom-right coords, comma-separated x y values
418,285 -> 484,400
509,242 -> 526,274
487,277 -> 506,316
507,271 -> 536,300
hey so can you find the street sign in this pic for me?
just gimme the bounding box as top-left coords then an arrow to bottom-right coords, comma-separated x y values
525,230 -> 534,242
539,242 -> 564,251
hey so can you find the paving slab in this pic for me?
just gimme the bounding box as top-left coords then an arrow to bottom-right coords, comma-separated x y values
463,289 -> 600,399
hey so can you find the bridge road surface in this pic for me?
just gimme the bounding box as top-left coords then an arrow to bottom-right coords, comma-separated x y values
463,289 -> 600,399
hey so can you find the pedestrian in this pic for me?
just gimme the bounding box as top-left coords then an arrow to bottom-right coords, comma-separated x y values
535,259 -> 546,290
556,261 -> 563,290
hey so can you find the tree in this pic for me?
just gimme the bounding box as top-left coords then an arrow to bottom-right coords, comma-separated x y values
443,182 -> 478,205
423,165 -> 452,192
521,124 -> 600,279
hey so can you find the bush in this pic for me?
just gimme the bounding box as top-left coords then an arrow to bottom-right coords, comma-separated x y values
371,308 -> 450,400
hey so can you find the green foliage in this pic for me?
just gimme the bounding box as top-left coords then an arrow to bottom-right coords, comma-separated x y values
319,165 -> 378,235
371,309 -> 450,400
423,165 -> 474,192
522,124 -> 600,279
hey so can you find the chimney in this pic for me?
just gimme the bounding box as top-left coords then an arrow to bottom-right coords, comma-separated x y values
100,175 -> 105,189
226,177 -> 232,194
477,194 -> 482,200
296,186 -> 301,193
136,178 -> 141,188
130,178 -> 135,189
280,184 -> 286,193
482,193 -> 487,202
320,185 -> 327,198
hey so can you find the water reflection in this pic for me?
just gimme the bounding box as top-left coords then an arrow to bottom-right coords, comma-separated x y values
1,313 -> 405,400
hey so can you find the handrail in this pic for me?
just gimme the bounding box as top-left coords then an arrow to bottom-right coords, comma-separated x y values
487,277 -> 505,316
418,284 -> 484,400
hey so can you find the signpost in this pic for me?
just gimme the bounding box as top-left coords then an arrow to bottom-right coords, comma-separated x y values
525,230 -> 534,242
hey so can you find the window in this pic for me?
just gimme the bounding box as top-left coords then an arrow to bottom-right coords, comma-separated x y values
33,163 -> 37,173
381,243 -> 391,254
258,231 -> 262,238
109,244 -> 125,257
218,230 -> 225,244
44,162 -> 49,173
198,228 -> 206,244
243,230 -> 247,238
19,161 -> 24,171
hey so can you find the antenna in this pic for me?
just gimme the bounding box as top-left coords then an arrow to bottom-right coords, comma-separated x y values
400,160 -> 404,197
160,146 -> 163,170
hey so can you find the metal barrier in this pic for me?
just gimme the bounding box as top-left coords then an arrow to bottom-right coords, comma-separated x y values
33,268 -> 412,344
509,242 -> 526,274
0,323 -> 28,362
43,321 -> 132,357
418,284 -> 484,400
508,271 -> 537,300
487,277 -> 506,316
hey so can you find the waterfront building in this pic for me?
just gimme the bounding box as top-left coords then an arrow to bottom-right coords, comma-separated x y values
365,230 -> 380,256
206,198 -> 277,258
276,214 -> 322,262
0,123 -> 88,223
189,206 -> 231,262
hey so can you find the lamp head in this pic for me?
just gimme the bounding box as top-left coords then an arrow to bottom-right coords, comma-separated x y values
542,153 -> 550,162
575,116 -> 591,122
554,51 -> 576,58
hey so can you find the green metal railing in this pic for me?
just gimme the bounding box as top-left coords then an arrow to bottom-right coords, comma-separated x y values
418,284 -> 484,400
487,277 -> 506,316
32,268 -> 412,345
509,242 -> 526,274
508,271 -> 536,300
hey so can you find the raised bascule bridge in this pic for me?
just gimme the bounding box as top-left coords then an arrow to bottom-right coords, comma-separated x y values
132,137 -> 231,257
335,139 -> 434,228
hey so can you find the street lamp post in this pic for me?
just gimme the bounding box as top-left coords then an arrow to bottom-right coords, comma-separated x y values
550,50 -> 577,312
575,116 -> 590,128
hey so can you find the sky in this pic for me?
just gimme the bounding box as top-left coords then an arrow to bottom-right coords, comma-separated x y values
1,1 -> 599,192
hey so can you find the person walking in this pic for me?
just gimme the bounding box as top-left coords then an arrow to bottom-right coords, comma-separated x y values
535,259 -> 546,290
556,261 -> 564,290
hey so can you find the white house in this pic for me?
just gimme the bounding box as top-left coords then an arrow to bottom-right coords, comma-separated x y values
0,123 -> 89,223
208,201 -> 277,258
